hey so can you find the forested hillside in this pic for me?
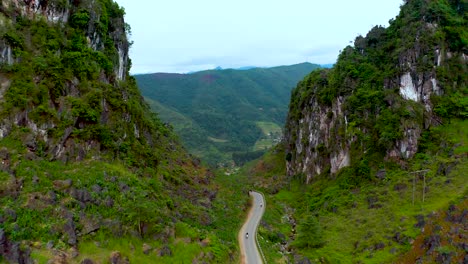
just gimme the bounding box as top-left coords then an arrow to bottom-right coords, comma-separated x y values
136,63 -> 320,166
246,0 -> 467,263
0,1 -> 244,263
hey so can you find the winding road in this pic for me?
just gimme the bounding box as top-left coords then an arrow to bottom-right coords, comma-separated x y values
239,191 -> 265,264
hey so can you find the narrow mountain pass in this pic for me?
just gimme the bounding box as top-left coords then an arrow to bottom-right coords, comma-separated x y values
239,191 -> 265,264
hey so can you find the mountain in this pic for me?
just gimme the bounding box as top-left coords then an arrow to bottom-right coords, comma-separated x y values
319,63 -> 335,68
236,66 -> 258,70
135,62 -> 321,166
0,1 -> 241,263
246,0 -> 467,262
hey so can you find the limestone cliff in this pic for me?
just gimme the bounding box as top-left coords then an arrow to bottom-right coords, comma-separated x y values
0,1 -> 219,262
0,0 -> 158,165
285,0 -> 467,183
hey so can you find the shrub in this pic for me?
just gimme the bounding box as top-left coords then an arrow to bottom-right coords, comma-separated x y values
294,214 -> 324,249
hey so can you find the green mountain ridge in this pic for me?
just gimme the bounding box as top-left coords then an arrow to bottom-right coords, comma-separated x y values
136,62 -> 321,165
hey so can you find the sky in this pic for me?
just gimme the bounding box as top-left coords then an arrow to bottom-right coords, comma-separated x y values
114,0 -> 403,74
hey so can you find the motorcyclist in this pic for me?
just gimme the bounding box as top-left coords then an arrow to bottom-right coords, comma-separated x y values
246,232 -> 249,239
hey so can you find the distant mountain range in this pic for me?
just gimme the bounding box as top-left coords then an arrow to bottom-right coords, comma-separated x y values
186,63 -> 332,74
136,62 -> 321,165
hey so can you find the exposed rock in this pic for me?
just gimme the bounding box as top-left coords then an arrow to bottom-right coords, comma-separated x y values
367,196 -> 381,209
286,94 -> 350,182
0,147 -> 9,159
446,208 -> 467,224
24,134 -> 37,151
458,242 -> 468,252
0,229 -> 33,264
80,217 -> 100,236
158,245 -> 172,257
393,232 -> 409,245
119,182 -> 130,192
24,151 -> 37,161
80,259 -> 95,264
70,188 -> 93,204
423,235 -> 441,255
63,218 -> 77,246
374,242 -> 385,250
46,240 -> 54,249
435,251 -> 452,264
25,192 -> 53,210
101,219 -> 123,237
4,208 -> 17,221
436,162 -> 457,176
91,184 -> 102,194
277,232 -> 287,243
394,183 -> 408,191
375,169 -> 386,180
48,191 -> 57,204
142,243 -> 152,255
53,179 -> 73,190
199,238 -> 210,247
69,247 -> 79,259
0,229 -> 6,252
104,196 -> 114,207
294,255 -> 312,264
0,214 -> 6,224
48,251 -> 67,264
414,214 -> 425,228
109,251 -> 130,264
32,175 -> 39,185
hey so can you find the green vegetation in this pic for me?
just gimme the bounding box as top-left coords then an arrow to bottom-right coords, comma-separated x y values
0,1 -> 247,263
136,63 -> 320,166
248,0 -> 467,263
248,120 -> 467,263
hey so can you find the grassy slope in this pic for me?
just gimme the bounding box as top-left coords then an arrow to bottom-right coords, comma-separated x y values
1,149 -> 249,263
0,130 -> 230,263
244,120 -> 467,263
135,63 -> 320,165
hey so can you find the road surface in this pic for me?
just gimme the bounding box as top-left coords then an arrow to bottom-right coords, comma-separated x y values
239,191 -> 265,264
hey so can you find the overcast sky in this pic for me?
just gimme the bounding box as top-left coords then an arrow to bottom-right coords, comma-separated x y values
114,0 -> 403,74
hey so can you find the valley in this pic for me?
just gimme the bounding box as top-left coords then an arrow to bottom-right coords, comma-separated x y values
135,63 -> 320,166
0,0 -> 466,263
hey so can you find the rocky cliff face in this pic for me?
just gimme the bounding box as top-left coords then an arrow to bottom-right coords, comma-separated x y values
285,0 -> 467,183
1,0 -> 129,76
0,0 -> 148,164
0,1 -> 219,262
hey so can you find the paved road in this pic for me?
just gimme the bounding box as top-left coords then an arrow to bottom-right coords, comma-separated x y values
239,191 -> 265,264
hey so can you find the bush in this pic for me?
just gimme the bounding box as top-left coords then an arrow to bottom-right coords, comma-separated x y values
70,9 -> 90,30
294,214 -> 324,249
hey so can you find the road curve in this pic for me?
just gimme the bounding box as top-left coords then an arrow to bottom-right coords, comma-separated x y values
239,191 -> 265,264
